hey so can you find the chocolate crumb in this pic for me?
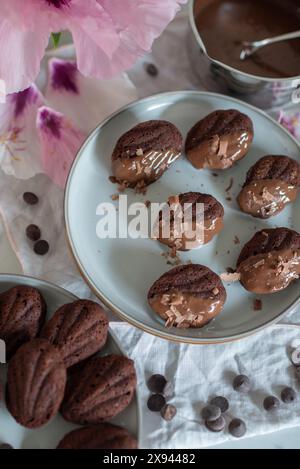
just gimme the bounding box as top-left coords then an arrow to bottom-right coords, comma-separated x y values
161,251 -> 181,266
134,181 -> 147,195
144,200 -> 151,208
226,267 -> 235,273
234,235 -> 240,245
225,178 -> 234,192
226,197 -> 232,201
253,299 -> 262,311
212,173 -> 219,177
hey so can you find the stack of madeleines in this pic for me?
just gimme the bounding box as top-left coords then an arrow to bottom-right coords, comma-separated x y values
0,285 -> 137,449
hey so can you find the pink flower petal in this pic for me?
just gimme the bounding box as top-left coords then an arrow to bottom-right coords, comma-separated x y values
0,0 -> 52,93
45,58 -> 137,133
72,0 -> 186,79
63,0 -> 120,61
100,0 -> 186,51
0,85 -> 44,178
37,106 -> 86,188
81,0 -> 187,78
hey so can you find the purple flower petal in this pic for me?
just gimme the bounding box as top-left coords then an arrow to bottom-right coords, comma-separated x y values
11,86 -> 39,119
46,0 -> 71,8
50,59 -> 78,94
37,107 -> 62,139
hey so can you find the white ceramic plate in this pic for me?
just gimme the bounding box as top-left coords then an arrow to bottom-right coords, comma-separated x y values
0,274 -> 140,449
65,91 -> 300,344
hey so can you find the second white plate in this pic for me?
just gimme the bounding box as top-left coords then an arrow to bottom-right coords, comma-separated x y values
65,91 -> 300,344
0,274 -> 140,448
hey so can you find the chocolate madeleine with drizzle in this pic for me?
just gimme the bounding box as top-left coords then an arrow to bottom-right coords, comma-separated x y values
148,264 -> 226,328
156,192 -> 224,251
237,228 -> 300,294
238,155 -> 300,218
185,109 -> 253,170
111,120 -> 182,192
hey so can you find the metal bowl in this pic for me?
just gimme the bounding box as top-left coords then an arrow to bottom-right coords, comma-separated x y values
188,0 -> 300,108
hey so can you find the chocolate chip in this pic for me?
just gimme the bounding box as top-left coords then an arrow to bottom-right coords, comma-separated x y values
205,415 -> 226,432
33,240 -> 49,256
201,404 -> 221,422
161,404 -> 177,421
0,444 -> 13,449
291,348 -> 300,366
23,192 -> 38,205
263,395 -> 280,411
147,394 -> 166,412
233,374 -> 251,393
210,396 -> 229,413
147,374 -> 167,394
145,63 -> 158,77
281,387 -> 296,404
229,418 -> 246,438
26,224 -> 41,242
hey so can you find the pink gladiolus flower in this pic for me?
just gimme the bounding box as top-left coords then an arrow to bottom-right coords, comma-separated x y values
0,0 -> 186,94
37,106 -> 86,188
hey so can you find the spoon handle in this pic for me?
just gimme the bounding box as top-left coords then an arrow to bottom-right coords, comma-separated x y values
240,30 -> 300,60
253,30 -> 300,48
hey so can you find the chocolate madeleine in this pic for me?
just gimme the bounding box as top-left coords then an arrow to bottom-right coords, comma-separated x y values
111,120 -> 182,192
156,192 -> 224,250
6,339 -> 66,428
185,109 -> 253,170
238,155 -> 300,218
0,285 -> 46,358
148,264 -> 226,328
237,228 -> 300,294
41,300 -> 108,368
61,354 -> 136,425
57,423 -> 137,449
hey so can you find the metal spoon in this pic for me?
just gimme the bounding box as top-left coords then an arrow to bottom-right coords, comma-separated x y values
240,30 -> 300,61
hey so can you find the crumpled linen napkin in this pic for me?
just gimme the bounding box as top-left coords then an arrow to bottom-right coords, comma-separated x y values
112,323 -> 300,449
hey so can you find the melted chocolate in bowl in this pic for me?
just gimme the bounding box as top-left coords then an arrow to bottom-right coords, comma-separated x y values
194,0 -> 300,79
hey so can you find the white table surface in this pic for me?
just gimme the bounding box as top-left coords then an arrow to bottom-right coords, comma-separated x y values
1,216 -> 299,449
